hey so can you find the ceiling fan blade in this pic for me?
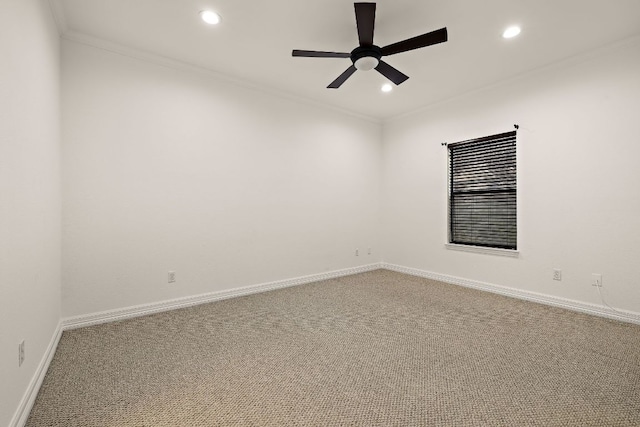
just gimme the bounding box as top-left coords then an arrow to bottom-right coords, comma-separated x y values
327,65 -> 357,89
381,27 -> 448,56
354,2 -> 376,46
292,50 -> 351,58
375,60 -> 409,85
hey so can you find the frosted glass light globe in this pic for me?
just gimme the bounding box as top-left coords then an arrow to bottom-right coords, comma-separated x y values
354,56 -> 379,71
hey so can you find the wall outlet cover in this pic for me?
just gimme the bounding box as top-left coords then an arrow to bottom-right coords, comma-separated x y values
553,269 -> 562,281
18,340 -> 25,367
591,273 -> 602,287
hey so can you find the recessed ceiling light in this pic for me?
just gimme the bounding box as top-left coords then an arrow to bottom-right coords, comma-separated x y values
502,26 -> 521,39
381,83 -> 393,93
200,10 -> 221,25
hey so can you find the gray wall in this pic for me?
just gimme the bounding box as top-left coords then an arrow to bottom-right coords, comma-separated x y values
381,37 -> 640,313
1,1 -> 61,425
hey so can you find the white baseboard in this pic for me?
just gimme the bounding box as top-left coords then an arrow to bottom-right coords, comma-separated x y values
13,262 -> 638,426
62,263 -> 383,330
60,263 -> 640,330
381,263 -> 640,325
10,320 -> 63,427
11,264 -> 381,426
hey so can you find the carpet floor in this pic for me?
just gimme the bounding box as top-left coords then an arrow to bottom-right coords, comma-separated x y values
26,270 -> 640,426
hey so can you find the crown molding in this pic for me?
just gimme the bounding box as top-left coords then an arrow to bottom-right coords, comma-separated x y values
385,32 -> 640,124
60,31 -> 381,125
47,0 -> 68,35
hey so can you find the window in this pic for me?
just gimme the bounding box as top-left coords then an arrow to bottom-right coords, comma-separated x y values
448,131 -> 517,250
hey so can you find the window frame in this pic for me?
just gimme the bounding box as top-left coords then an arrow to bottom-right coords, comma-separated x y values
446,130 -> 518,253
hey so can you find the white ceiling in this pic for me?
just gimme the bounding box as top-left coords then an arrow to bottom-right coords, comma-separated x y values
54,0 -> 640,120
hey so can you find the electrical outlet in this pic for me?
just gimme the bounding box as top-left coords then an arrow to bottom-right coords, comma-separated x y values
591,273 -> 602,287
355,248 -> 359,256
367,247 -> 372,255
18,340 -> 25,367
168,271 -> 176,283
553,269 -> 562,281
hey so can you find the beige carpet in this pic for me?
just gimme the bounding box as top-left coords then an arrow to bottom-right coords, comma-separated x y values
26,270 -> 640,426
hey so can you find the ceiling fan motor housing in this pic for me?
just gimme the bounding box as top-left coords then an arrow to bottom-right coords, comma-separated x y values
351,45 -> 382,70
292,2 -> 448,88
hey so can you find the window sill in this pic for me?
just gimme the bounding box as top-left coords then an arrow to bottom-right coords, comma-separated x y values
445,243 -> 519,258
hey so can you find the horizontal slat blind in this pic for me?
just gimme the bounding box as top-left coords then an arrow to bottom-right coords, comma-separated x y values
449,131 -> 517,249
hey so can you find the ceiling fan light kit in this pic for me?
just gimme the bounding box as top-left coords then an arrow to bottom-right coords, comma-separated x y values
292,2 -> 448,89
354,56 -> 379,71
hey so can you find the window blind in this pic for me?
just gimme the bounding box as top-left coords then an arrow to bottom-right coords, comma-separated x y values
449,131 -> 517,250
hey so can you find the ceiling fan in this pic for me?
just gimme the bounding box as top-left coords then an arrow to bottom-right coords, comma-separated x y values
292,2 -> 448,89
